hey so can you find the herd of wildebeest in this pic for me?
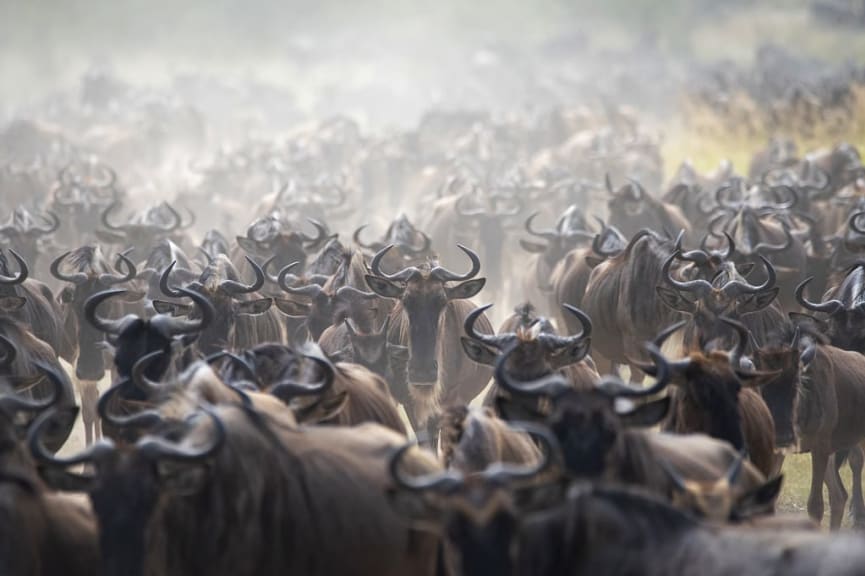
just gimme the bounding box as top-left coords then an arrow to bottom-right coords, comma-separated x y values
8,85 -> 865,575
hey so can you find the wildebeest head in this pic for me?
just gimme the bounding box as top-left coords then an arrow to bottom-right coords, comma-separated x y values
158,254 -> 271,355
84,287 -> 214,381
98,200 -> 186,255
461,302 -> 591,381
29,403 -> 225,576
0,248 -> 30,313
388,422 -> 557,576
662,450 -> 783,523
494,343 -> 671,478
452,191 -> 522,287
656,249 -> 782,352
236,214 -> 330,271
50,163 -> 119,243
0,359 -> 71,456
344,316 -> 408,386
519,206 -> 595,269
796,263 -> 865,353
752,326 -> 816,450
606,176 -> 681,238
51,246 -> 141,380
353,213 -> 432,272
0,206 -> 59,267
365,244 -> 486,383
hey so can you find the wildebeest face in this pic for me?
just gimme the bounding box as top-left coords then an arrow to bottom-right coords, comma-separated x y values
755,345 -> 805,449
549,392 -> 619,477
444,496 -> 517,576
366,244 -> 485,384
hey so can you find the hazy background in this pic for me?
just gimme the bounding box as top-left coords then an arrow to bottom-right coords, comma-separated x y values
3,0 -> 864,129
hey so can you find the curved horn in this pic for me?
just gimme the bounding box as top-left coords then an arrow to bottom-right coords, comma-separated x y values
84,289 -> 133,335
156,202 -> 182,232
482,421 -> 560,484
335,285 -> 377,302
464,304 -> 509,348
722,254 -> 776,297
29,409 -> 116,467
151,287 -> 215,336
159,260 -> 184,298
494,344 -> 572,398
849,211 -> 865,236
455,193 -> 485,217
49,251 -> 87,284
524,212 -> 558,241
401,230 -> 432,255
137,405 -> 226,463
369,245 -> 418,282
353,225 -> 380,250
97,378 -> 165,429
300,218 -> 329,247
597,343 -> 671,398
274,261 -> 302,292
751,221 -> 792,254
795,277 -> 843,314
0,249 -> 28,285
389,442 -> 463,492
220,256 -> 265,295
719,317 -> 751,368
269,350 -> 335,401
430,244 -> 481,282
767,185 -> 797,211
625,178 -> 646,201
100,201 -> 126,232
99,252 -> 137,285
662,251 -> 713,293
0,360 -> 64,413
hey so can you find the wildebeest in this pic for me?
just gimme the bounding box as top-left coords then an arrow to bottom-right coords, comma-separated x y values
605,176 -> 691,239
0,362 -> 100,576
31,361 -> 441,576
365,243 -> 492,435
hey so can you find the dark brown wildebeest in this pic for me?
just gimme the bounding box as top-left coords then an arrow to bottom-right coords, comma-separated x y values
98,200 -> 186,257
157,254 -> 284,355
755,326 -> 865,529
551,220 -> 627,331
364,244 -> 492,435
518,207 -> 594,316
493,344 -> 768,503
51,245 -> 141,444
437,405 -> 541,473
233,214 -> 331,274
605,176 -> 691,239
353,213 -> 433,273
635,319 -> 777,477
0,363 -> 100,576
31,364 -> 442,576
581,229 -> 680,373
459,303 -> 598,406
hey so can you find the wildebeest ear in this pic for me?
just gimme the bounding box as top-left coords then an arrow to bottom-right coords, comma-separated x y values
736,262 -> 756,277
460,336 -> 498,366
445,278 -> 486,300
734,474 -> 783,520
0,296 -> 26,312
235,236 -> 262,255
273,297 -> 310,317
365,275 -> 405,299
549,338 -> 592,368
736,288 -> 779,315
655,286 -> 696,314
519,239 -> 548,254
585,254 -> 605,269
619,396 -> 671,428
234,298 -> 272,316
120,290 -> 146,303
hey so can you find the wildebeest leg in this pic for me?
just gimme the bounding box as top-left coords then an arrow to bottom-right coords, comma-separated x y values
848,445 -> 865,527
808,450 -> 830,525
79,379 -> 100,446
825,452 -> 848,530
771,452 -> 786,478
